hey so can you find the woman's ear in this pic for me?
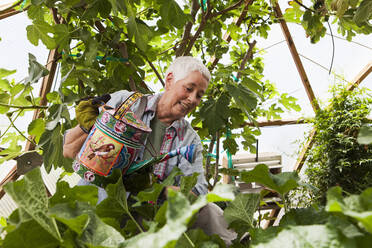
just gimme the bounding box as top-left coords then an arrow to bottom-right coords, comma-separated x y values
165,72 -> 174,90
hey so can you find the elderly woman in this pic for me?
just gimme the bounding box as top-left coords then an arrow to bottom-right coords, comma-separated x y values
63,56 -> 236,244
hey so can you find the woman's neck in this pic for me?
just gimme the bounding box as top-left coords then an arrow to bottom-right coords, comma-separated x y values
156,96 -> 174,126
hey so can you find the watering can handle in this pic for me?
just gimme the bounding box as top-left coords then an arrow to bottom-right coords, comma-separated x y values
114,92 -> 144,119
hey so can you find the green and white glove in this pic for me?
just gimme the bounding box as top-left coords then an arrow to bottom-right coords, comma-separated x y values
75,94 -> 111,133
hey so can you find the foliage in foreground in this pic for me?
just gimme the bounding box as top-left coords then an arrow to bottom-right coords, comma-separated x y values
1,164 -> 372,248
302,85 -> 372,205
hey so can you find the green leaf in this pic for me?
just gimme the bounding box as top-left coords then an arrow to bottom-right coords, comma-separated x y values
96,175 -> 130,219
0,78 -> 11,92
3,220 -> 60,248
0,68 -> 16,79
127,17 -> 151,51
225,82 -> 257,113
180,173 -> 199,196
49,202 -> 125,247
39,124 -> 73,173
240,164 -> 301,195
353,0 -> 372,26
283,1 -> 304,23
26,20 -> 56,49
4,168 -> 61,241
326,187 -> 372,234
175,229 -> 224,248
280,208 -> 329,226
49,181 -> 98,207
158,0 -> 189,29
54,24 -> 71,52
0,92 -> 10,114
51,212 -> 90,236
199,95 -> 230,134
27,5 -> 45,21
357,124 -> 372,144
25,53 -> 49,84
223,193 -> 260,236
251,225 -> 343,248
136,183 -> 164,204
28,118 -> 46,143
123,185 -> 234,247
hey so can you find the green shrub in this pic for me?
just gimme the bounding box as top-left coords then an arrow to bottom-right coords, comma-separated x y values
304,85 -> 372,205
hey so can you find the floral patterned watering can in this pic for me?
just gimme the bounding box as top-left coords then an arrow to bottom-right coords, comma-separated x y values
73,92 -> 196,187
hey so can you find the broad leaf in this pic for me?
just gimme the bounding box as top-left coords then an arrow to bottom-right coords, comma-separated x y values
96,175 -> 130,219
24,53 -> 49,84
357,124 -> 372,144
49,181 -> 98,207
39,124 -> 73,173
122,185 -> 235,247
326,187 -> 372,234
4,168 -> 61,241
158,0 -> 189,29
353,0 -> 372,26
49,202 -> 125,247
240,164 -> 301,195
54,24 -> 70,52
26,20 -> 56,49
252,225 -> 343,248
223,193 -> 260,236
180,172 -> 199,195
28,118 -> 46,143
0,68 -> 16,79
3,220 -> 60,248
225,82 -> 257,113
175,229 -> 225,248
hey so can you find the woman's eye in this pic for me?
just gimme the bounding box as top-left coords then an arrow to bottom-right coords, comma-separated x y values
186,87 -> 192,92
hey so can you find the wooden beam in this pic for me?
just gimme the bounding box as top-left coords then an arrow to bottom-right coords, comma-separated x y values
273,3 -> 319,112
0,8 -> 21,20
0,49 -> 59,199
347,61 -> 372,91
244,118 -> 307,127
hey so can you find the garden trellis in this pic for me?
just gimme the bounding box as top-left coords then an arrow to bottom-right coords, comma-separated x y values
0,0 -> 371,229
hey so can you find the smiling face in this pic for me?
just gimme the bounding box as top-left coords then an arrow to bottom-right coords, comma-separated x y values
158,70 -> 208,124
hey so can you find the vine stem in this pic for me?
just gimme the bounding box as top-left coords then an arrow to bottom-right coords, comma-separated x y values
0,103 -> 48,110
127,211 -> 144,233
183,232 -> 195,247
7,114 -> 36,146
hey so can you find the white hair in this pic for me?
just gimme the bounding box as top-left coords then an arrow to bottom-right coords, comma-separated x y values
165,56 -> 211,83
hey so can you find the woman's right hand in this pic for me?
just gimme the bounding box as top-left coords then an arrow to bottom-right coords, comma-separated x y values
63,126 -> 88,159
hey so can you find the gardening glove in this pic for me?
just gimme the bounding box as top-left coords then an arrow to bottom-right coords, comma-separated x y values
76,94 -> 111,133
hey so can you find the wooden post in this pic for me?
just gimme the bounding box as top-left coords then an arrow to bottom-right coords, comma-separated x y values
0,49 -> 59,199
273,3 -> 319,112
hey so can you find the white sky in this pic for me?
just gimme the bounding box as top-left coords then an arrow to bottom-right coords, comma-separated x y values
0,1 -> 371,180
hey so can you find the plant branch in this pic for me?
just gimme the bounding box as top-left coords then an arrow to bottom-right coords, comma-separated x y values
0,103 -> 48,110
205,135 -> 216,190
212,131 -> 220,187
183,233 -> 195,247
127,210 -> 144,233
210,0 -> 245,18
175,0 -> 200,57
145,58 -> 165,87
7,114 -> 36,146
237,40 -> 257,79
293,0 -> 315,13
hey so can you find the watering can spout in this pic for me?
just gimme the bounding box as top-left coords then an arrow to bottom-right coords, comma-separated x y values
125,144 -> 196,175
